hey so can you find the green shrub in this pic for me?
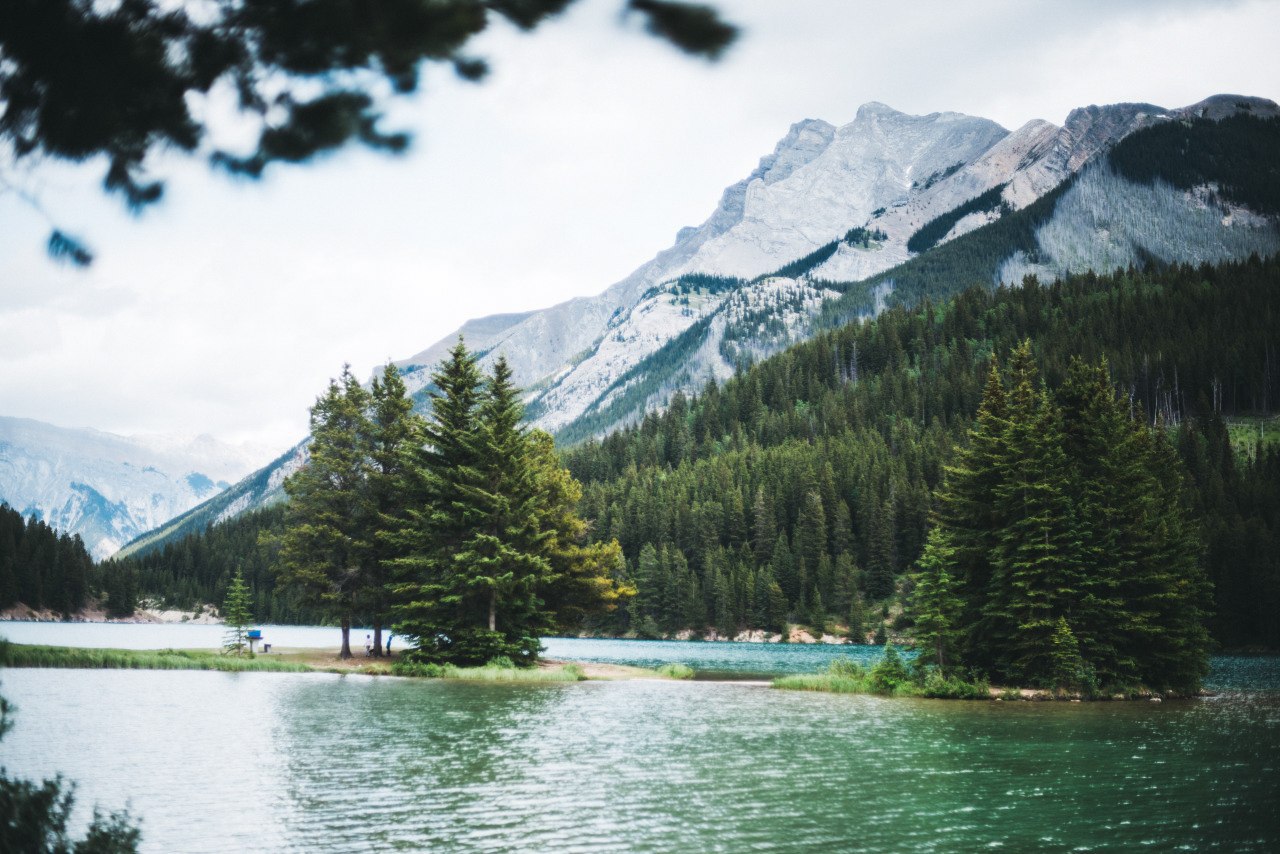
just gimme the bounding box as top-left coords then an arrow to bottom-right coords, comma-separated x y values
407,630 -> 541,667
827,657 -> 866,679
913,668 -> 990,699
869,643 -> 909,692
656,663 -> 695,679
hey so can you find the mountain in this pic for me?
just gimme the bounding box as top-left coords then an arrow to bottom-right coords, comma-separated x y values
120,93 -> 1280,556
400,94 -> 1279,442
113,440 -> 307,560
0,417 -> 272,560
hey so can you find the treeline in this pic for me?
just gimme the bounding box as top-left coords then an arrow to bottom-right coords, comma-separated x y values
564,256 -> 1280,646
0,505 -> 96,615
271,352 -> 625,663
909,346 -> 1210,693
96,257 -> 1280,649
1108,113 -> 1280,216
906,182 -> 1009,254
102,505 -> 326,624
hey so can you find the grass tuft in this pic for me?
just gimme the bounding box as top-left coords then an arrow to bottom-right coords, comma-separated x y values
0,642 -> 311,673
390,658 -> 585,682
772,652 -> 989,699
655,662 -> 695,680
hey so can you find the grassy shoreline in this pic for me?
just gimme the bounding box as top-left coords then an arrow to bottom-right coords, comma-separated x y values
770,652 -> 1201,702
0,642 -> 679,683
0,643 -> 1197,699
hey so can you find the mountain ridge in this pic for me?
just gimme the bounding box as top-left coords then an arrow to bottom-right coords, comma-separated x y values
0,416 -> 272,559
111,93 -> 1280,557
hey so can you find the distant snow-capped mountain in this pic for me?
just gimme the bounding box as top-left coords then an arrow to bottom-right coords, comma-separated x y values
0,416 -> 272,559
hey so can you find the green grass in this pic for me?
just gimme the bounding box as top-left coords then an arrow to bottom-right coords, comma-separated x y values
390,659 -> 586,682
772,654 -> 990,699
773,673 -> 871,694
0,642 -> 312,673
655,662 -> 695,679
1225,415 -> 1280,462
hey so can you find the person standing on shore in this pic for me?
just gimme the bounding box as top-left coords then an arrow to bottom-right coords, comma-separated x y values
385,634 -> 392,655
364,634 -> 372,657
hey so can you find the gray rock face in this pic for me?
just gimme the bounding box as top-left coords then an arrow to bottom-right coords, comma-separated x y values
394,118 -> 840,400
395,95 -> 1279,444
114,94 -> 1280,557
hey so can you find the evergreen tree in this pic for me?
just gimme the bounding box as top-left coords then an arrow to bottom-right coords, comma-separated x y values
393,344 -> 626,663
632,543 -> 662,628
751,487 -> 776,565
986,350 -> 1082,685
848,591 -> 867,644
0,525 -> 19,609
770,533 -> 796,602
222,568 -> 253,656
1055,357 -> 1141,683
934,361 -> 1009,669
364,363 -> 423,656
794,491 -> 827,589
1126,426 -> 1212,691
391,339 -> 488,662
865,499 -> 897,600
525,432 -> 630,634
103,564 -> 137,618
908,527 -> 964,671
1048,617 -> 1089,693
278,367 -> 372,659
454,356 -> 551,656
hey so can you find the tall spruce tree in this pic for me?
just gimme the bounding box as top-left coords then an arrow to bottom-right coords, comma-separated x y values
934,360 -> 1009,670
390,339 -> 490,663
865,499 -> 897,601
464,356 -> 550,644
909,527 -> 964,671
222,568 -> 252,656
364,363 -> 422,657
278,367 -> 372,659
911,343 -> 1215,692
1126,425 -> 1212,691
392,344 -> 626,663
986,350 -> 1082,685
1056,357 -> 1143,684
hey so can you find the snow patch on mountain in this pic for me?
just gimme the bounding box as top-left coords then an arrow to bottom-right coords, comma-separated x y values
0,417 -> 272,559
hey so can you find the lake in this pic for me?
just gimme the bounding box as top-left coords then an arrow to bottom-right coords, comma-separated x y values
2,624 -> 1278,852
0,620 -> 891,676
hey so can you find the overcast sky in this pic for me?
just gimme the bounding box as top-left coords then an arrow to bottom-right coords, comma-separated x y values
1,0 -> 1277,461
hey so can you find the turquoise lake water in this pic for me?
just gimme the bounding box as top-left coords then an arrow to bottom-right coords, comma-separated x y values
2,624 -> 1277,852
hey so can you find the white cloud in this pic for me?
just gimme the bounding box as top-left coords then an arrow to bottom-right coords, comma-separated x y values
0,0 -> 1275,451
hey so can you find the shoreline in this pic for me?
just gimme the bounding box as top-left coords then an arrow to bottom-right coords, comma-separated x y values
0,642 -> 683,683
0,642 -> 1208,699
0,604 -> 872,645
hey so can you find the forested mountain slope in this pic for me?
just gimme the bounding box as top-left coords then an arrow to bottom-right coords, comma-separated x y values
108,257 -> 1280,648
116,96 -> 1280,558
561,257 -> 1280,647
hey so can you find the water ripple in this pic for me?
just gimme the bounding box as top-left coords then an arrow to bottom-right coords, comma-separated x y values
1,666 -> 1278,852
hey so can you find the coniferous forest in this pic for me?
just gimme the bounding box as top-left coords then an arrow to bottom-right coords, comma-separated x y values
0,506 -> 96,616
273,352 -> 627,662
87,255 -> 1280,673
